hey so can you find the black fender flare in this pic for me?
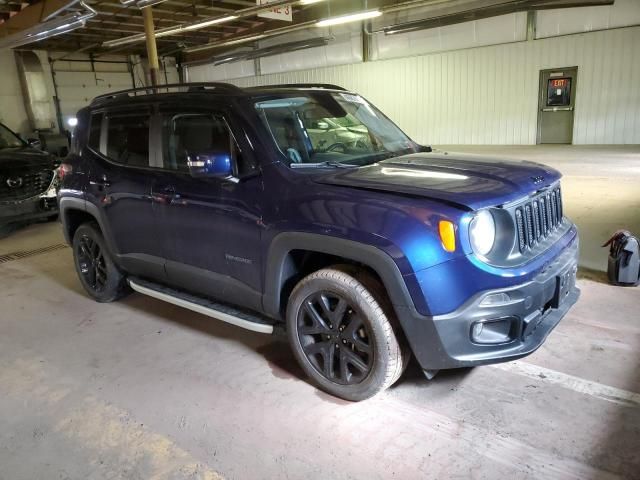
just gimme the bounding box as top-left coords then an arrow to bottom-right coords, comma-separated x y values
59,197 -> 118,255
264,232 -> 447,371
263,232 -> 415,318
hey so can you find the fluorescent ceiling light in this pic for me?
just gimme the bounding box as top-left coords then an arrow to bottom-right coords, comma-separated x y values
180,15 -> 238,32
184,34 -> 265,53
120,0 -> 169,8
154,15 -> 238,38
209,36 -> 331,65
104,0 -> 312,48
316,9 -> 381,27
0,1 -> 96,50
136,0 -> 169,8
103,13 -> 238,46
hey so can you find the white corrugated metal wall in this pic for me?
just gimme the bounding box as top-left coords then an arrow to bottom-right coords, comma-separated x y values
0,50 -> 31,135
187,1 -> 640,145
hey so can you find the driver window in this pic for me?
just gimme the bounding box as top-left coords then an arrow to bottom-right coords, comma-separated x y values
162,114 -> 231,172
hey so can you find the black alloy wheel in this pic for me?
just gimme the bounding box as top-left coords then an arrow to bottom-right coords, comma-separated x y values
287,266 -> 409,401
72,222 -> 129,302
297,291 -> 373,385
76,234 -> 108,293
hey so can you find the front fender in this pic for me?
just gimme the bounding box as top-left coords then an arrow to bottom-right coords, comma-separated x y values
263,232 -> 415,318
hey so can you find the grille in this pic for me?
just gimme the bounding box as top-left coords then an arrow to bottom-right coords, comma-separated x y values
515,186 -> 564,253
0,169 -> 55,202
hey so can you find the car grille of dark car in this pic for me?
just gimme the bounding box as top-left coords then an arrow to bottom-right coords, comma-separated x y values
0,169 -> 55,202
514,186 -> 563,252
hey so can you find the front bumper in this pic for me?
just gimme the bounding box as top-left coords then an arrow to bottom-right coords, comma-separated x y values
0,186 -> 58,225
397,237 -> 580,371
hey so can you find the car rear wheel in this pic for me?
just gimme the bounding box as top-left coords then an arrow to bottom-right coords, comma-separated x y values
286,266 -> 409,401
72,222 -> 129,302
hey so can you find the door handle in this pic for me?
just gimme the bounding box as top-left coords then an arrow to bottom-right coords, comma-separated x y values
89,174 -> 111,188
152,185 -> 178,205
542,107 -> 574,112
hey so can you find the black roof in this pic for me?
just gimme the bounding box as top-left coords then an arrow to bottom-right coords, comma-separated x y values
90,82 -> 347,108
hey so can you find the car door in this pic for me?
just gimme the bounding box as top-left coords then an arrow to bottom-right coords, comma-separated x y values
151,104 -> 264,312
85,106 -> 164,279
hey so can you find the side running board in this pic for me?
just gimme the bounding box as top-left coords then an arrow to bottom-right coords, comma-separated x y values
128,278 -> 274,334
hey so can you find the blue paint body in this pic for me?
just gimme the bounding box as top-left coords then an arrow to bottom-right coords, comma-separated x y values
60,86 -> 580,371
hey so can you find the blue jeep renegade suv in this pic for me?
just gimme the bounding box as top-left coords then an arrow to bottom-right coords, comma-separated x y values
59,83 -> 580,401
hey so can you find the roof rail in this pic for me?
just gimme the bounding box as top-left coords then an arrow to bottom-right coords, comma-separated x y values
91,82 -> 244,105
250,83 -> 347,91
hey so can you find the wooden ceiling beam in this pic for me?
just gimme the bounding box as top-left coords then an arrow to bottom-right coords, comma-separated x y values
0,0 -> 77,37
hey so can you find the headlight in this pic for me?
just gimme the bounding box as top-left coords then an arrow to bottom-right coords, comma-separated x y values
469,210 -> 496,256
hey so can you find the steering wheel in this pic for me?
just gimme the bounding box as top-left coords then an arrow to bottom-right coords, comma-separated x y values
354,139 -> 369,150
325,142 -> 347,153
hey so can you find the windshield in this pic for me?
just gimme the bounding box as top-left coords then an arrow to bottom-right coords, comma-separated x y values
0,123 -> 24,149
254,91 -> 420,166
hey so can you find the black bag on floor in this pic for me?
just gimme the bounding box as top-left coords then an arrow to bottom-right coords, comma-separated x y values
602,231 -> 640,286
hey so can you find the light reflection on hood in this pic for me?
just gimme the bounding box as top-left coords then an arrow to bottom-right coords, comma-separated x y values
381,167 -> 469,181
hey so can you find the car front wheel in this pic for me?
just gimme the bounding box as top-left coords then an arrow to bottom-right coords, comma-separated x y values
286,266 -> 409,401
72,222 -> 129,302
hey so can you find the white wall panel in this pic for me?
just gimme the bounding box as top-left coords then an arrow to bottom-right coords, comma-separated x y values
259,29 -> 363,74
536,0 -> 640,39
54,69 -> 132,121
0,50 -> 31,135
51,53 -> 179,123
188,60 -> 256,82
370,12 -> 527,60
206,27 -> 640,145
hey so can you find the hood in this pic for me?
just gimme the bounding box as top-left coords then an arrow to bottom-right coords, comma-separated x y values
0,146 -> 56,171
313,152 -> 562,210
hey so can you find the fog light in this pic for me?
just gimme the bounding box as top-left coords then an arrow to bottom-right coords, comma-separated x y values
472,322 -> 484,338
479,292 -> 511,306
471,317 -> 517,344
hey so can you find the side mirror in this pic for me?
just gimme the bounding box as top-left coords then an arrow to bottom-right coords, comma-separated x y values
27,138 -> 42,149
187,151 -> 233,178
316,121 -> 330,130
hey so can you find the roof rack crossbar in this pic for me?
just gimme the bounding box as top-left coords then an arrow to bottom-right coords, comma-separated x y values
91,82 -> 243,105
252,83 -> 347,91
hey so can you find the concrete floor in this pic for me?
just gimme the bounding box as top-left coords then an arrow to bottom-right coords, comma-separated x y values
1,146 -> 639,480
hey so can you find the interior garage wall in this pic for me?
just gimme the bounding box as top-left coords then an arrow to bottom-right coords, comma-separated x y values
190,27 -> 640,145
1,51 -> 178,136
187,24 -> 362,81
49,53 -> 179,127
50,54 -> 135,127
187,4 -> 640,145
0,50 -> 31,136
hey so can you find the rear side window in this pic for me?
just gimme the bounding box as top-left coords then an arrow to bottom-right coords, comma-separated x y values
162,114 -> 231,172
106,114 -> 150,167
88,113 -> 102,151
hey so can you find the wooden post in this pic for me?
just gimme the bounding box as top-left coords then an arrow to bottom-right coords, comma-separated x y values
142,6 -> 159,86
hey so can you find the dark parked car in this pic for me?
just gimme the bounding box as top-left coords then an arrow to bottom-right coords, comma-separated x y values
59,83 -> 580,401
0,121 -> 59,230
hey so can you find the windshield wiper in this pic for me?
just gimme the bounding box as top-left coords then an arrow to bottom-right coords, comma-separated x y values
290,160 -> 358,169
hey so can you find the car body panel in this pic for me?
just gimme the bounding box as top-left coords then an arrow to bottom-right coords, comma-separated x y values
59,84 -> 580,372
1,123 -> 59,225
314,152 -> 562,211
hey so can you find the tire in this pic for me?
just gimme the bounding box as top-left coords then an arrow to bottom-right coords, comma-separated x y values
286,265 -> 409,401
72,222 -> 129,302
